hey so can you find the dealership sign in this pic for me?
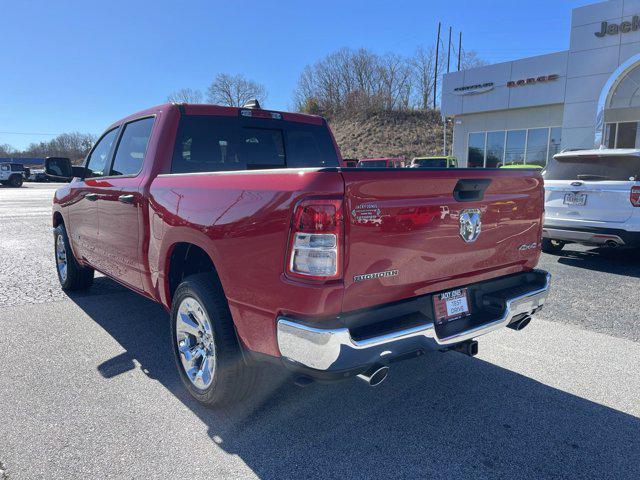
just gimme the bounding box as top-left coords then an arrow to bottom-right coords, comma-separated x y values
595,15 -> 640,37
453,82 -> 494,95
507,74 -> 559,88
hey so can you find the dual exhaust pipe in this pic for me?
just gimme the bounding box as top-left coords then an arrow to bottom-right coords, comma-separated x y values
304,317 -> 533,389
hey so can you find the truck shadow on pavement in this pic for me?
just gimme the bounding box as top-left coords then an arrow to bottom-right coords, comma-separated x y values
68,283 -> 640,480
553,246 -> 640,278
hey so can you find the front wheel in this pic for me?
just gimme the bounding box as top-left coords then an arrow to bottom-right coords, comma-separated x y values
170,273 -> 256,407
54,224 -> 94,290
9,175 -> 23,187
541,238 -> 565,254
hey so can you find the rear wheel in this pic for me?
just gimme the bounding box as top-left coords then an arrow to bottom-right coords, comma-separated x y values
541,238 -> 565,254
54,224 -> 94,290
170,273 -> 256,407
9,175 -> 23,187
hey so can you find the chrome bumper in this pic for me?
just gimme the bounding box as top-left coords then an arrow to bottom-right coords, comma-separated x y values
277,270 -> 551,371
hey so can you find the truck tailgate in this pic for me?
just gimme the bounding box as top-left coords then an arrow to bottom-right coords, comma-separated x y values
341,169 -> 543,311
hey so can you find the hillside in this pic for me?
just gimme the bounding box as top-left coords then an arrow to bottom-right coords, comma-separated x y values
327,110 -> 449,160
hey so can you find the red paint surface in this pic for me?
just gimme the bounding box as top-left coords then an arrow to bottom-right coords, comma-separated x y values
53,103 -> 545,358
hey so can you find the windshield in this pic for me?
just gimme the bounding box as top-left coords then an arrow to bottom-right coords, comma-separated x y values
413,158 -> 447,168
357,160 -> 388,168
544,155 -> 640,181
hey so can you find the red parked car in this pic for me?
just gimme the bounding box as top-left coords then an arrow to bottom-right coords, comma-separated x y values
47,102 -> 550,407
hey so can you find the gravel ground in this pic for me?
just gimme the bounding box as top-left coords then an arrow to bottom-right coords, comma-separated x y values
0,183 -> 638,479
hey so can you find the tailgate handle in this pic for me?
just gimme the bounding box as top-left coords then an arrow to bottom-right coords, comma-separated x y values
453,179 -> 492,202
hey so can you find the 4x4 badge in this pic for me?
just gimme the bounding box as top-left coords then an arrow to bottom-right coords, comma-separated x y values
459,209 -> 482,243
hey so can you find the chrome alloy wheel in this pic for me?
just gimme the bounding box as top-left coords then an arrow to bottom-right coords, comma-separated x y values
56,234 -> 68,283
175,297 -> 216,390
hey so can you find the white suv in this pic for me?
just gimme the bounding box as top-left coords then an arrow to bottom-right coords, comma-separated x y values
0,163 -> 25,187
542,149 -> 640,253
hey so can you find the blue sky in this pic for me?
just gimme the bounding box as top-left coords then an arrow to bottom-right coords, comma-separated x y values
1,0 -> 589,149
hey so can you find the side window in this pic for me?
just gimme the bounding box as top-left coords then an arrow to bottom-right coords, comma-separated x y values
111,117 -> 154,176
86,128 -> 119,178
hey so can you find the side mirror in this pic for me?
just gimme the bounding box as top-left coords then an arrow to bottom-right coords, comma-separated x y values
45,157 -> 82,182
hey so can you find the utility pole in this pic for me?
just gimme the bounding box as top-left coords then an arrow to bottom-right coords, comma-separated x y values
443,26 -> 452,156
447,26 -> 452,74
457,31 -> 462,71
433,22 -> 441,110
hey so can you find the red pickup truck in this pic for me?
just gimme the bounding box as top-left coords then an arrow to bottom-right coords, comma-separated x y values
47,102 -> 550,407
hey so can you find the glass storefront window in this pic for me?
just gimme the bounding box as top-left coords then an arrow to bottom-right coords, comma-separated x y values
548,127 -> 562,162
468,127 -> 559,167
605,123 -> 617,148
616,122 -> 638,148
486,131 -> 505,168
505,130 -> 526,165
603,122 -> 640,148
468,132 -> 485,168
526,128 -> 549,166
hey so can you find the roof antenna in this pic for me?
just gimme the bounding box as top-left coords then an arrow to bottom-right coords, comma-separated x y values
242,99 -> 261,109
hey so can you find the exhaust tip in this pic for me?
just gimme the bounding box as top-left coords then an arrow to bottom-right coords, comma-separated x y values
508,316 -> 531,331
452,339 -> 479,357
357,365 -> 389,387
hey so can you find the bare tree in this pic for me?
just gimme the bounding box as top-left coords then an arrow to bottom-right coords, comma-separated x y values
167,88 -> 204,103
294,47 -> 418,114
0,143 -> 15,157
20,132 -> 96,163
207,73 -> 267,107
460,50 -> 488,70
294,44 -> 488,114
410,45 -> 437,110
378,52 -> 413,110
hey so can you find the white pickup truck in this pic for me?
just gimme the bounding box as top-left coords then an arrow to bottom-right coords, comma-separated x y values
542,149 -> 640,252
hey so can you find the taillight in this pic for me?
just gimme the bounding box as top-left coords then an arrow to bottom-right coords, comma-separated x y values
631,186 -> 640,207
286,198 -> 343,281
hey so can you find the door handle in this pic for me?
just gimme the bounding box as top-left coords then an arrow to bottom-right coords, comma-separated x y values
85,193 -> 99,201
118,194 -> 135,204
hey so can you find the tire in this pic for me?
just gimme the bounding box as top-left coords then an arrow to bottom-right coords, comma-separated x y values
541,238 -> 565,254
9,175 -> 23,187
170,272 -> 256,407
53,224 -> 94,290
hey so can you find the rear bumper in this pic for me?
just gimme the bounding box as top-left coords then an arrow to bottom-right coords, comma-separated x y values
542,225 -> 640,247
277,269 -> 550,375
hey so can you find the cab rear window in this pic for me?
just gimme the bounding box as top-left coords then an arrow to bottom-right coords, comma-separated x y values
544,155 -> 640,181
171,115 -> 339,173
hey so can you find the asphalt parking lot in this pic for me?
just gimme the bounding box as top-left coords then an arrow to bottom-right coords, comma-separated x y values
0,183 -> 638,479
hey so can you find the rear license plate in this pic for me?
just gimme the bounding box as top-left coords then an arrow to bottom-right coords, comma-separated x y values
563,193 -> 587,206
433,288 -> 470,325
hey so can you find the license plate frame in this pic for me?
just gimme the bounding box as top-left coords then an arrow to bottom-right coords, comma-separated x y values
563,192 -> 587,206
433,288 -> 471,325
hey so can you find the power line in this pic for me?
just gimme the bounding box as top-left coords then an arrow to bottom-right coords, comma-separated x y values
0,131 -> 61,136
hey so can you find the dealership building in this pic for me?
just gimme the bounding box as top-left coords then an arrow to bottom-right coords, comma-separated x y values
442,0 -> 640,167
